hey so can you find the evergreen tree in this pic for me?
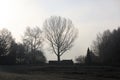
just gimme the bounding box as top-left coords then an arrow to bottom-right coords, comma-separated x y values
85,48 -> 92,64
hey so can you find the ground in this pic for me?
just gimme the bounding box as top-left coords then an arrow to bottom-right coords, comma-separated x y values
0,65 -> 120,80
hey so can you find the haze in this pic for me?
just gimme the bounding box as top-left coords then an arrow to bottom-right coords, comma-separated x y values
0,0 -> 120,61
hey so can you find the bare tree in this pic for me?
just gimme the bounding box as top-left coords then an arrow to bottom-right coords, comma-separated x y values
43,16 -> 78,62
23,27 -> 44,64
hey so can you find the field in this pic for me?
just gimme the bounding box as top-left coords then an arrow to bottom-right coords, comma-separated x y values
0,65 -> 120,80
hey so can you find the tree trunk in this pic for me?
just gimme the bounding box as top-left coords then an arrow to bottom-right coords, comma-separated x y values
57,55 -> 60,63
57,47 -> 60,63
32,49 -> 36,64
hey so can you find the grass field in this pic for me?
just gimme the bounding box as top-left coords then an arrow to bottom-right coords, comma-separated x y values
0,65 -> 120,80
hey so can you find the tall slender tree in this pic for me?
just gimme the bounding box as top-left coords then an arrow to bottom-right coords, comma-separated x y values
85,48 -> 92,64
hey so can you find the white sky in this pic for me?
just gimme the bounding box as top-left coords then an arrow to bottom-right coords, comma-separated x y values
0,0 -> 120,61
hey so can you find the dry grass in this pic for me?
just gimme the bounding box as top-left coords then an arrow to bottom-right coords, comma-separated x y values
0,72 -> 64,80
0,65 -> 120,80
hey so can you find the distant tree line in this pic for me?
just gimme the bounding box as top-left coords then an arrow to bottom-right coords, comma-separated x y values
76,27 -> 120,66
3,15 -> 120,66
0,28 -> 46,65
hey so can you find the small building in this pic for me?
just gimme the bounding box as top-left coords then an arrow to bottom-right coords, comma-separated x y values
49,59 -> 73,65
61,60 -> 73,65
49,60 -> 59,65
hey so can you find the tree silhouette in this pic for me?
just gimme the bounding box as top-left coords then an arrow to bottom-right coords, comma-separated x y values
23,27 -> 45,64
16,43 -> 25,64
0,28 -> 14,56
43,16 -> 78,62
92,27 -> 120,65
85,48 -> 92,64
0,37 -> 7,56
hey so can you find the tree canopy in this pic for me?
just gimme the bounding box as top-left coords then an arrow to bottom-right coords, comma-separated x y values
43,16 -> 78,62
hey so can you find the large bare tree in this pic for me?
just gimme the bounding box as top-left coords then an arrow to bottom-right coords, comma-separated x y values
23,27 -> 44,64
43,16 -> 78,62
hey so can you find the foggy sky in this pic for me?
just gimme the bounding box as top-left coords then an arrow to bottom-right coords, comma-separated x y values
0,0 -> 120,61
